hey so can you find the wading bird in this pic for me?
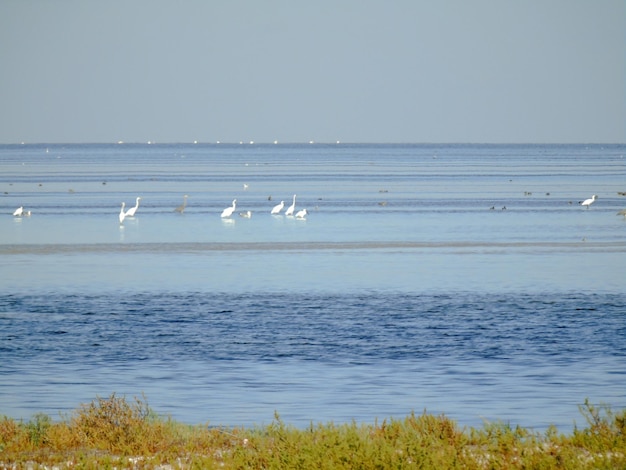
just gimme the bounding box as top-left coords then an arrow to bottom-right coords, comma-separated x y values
221,199 -> 237,218
295,208 -> 307,219
13,206 -> 23,217
285,194 -> 297,216
580,194 -> 597,208
119,202 -> 126,225
125,197 -> 141,217
271,200 -> 284,214
174,195 -> 188,213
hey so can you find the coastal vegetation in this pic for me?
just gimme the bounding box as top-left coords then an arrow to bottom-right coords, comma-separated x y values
1,395 -> 624,469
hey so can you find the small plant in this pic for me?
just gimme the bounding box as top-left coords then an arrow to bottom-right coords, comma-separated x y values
573,398 -> 626,452
70,393 -> 149,452
26,412 -> 51,446
0,415 -> 22,453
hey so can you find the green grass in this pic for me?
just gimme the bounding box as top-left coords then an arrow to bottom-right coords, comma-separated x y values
1,395 -> 624,468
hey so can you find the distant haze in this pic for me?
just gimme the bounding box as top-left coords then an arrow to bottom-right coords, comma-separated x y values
1,1 -> 624,144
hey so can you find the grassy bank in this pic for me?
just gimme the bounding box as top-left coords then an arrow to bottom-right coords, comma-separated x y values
1,395 -> 624,469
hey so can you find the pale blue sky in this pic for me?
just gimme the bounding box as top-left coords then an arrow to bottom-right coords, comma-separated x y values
1,0 -> 624,144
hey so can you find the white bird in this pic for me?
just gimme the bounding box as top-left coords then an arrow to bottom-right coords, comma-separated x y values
124,196 -> 141,217
119,202 -> 126,225
221,199 -> 237,218
239,210 -> 252,218
271,200 -> 285,214
295,208 -> 307,219
285,194 -> 297,216
174,195 -> 188,213
581,194 -> 597,208
13,206 -> 23,217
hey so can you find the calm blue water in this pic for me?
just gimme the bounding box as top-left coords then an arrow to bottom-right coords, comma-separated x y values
1,143 -> 625,431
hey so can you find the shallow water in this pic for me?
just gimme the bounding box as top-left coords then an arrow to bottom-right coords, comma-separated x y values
1,143 -> 625,431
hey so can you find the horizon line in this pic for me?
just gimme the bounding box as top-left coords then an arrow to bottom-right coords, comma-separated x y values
1,140 -> 624,146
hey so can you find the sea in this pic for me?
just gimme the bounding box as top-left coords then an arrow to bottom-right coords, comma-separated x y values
1,142 -> 625,432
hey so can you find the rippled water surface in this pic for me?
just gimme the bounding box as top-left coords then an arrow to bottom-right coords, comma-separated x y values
1,143 -> 625,430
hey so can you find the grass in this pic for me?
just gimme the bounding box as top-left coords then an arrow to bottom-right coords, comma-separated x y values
1,395 -> 624,469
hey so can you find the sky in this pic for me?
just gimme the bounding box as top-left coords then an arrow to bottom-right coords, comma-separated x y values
0,0 -> 624,144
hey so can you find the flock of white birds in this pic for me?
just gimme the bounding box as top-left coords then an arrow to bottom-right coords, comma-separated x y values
9,191 -> 306,225
112,192 -> 308,225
